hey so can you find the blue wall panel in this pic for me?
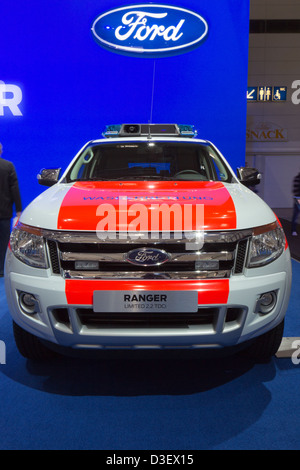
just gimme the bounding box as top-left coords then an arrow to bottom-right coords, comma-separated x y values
0,0 -> 249,210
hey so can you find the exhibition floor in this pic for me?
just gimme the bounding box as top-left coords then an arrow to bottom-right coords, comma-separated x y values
0,259 -> 299,450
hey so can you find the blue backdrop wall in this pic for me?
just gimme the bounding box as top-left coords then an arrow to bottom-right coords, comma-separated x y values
0,0 -> 250,211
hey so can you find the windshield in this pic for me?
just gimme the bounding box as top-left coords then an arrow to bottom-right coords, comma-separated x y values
66,141 -> 233,183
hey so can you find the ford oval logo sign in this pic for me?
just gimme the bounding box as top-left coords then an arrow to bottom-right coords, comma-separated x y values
91,4 -> 208,58
125,248 -> 170,266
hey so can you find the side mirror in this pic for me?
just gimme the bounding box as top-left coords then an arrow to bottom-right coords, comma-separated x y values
37,168 -> 61,187
237,167 -> 261,187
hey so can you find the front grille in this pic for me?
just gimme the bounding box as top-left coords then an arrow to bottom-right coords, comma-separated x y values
47,240 -> 60,274
45,230 -> 251,279
234,239 -> 248,274
76,307 -> 219,328
49,306 -> 245,331
59,260 -> 234,273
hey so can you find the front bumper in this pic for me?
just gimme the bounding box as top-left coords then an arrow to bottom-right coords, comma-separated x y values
4,246 -> 292,351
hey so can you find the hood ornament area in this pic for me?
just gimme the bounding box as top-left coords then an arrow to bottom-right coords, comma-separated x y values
125,248 -> 171,266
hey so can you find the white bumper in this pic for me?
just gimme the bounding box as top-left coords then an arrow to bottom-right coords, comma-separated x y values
4,247 -> 292,351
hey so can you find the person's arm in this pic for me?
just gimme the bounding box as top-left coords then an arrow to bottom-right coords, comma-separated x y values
9,164 -> 22,213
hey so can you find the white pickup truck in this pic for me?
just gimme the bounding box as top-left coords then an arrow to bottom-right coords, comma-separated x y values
5,124 -> 292,361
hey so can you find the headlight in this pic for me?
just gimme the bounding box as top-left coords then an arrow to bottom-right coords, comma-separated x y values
247,222 -> 286,268
10,223 -> 49,269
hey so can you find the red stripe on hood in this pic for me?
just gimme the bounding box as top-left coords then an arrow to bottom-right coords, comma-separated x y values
57,181 -> 236,231
65,279 -> 229,305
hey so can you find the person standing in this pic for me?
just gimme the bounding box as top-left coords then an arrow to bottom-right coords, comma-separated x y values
291,171 -> 300,236
0,143 -> 22,276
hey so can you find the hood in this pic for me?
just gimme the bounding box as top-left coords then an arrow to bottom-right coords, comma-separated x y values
21,180 -> 276,232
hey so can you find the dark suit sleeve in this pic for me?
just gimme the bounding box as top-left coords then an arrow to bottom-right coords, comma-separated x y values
9,164 -> 22,213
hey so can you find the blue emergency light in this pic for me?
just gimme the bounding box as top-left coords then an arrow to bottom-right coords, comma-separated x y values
102,124 -> 197,138
102,125 -> 122,137
177,125 -> 198,137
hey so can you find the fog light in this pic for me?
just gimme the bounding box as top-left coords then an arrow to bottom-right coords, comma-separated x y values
19,292 -> 40,315
255,291 -> 277,315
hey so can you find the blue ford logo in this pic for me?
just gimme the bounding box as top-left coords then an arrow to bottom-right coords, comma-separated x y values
125,248 -> 170,266
91,4 -> 208,58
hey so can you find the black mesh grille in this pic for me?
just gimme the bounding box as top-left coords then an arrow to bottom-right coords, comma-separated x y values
60,260 -> 233,273
76,307 -> 219,328
234,239 -> 248,274
47,240 -> 60,274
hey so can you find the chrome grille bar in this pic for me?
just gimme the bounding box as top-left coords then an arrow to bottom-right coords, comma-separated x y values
43,229 -> 252,244
60,251 -> 234,262
63,270 -> 231,280
45,229 -> 251,279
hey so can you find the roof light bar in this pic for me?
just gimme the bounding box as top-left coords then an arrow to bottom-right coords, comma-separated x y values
102,123 -> 197,138
178,124 -> 198,137
102,125 -> 122,138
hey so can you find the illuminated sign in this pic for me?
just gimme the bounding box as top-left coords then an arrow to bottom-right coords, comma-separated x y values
246,122 -> 288,142
247,86 -> 287,102
0,80 -> 23,116
258,86 -> 272,101
91,4 -> 208,57
273,86 -> 287,101
1,0 -> 250,209
247,87 -> 258,101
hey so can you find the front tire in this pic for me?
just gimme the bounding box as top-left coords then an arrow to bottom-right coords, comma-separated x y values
243,320 -> 284,362
13,321 -> 57,360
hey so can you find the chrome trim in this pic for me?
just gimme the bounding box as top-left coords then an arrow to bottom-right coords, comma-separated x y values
43,229 -> 252,244
60,251 -> 234,263
63,270 -> 231,280
125,247 -> 171,266
44,229 -> 251,279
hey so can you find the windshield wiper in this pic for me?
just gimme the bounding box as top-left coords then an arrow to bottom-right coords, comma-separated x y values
74,177 -> 110,181
113,175 -> 174,181
71,175 -> 178,182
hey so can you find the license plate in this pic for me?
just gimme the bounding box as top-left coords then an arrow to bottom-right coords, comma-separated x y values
93,291 -> 198,313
